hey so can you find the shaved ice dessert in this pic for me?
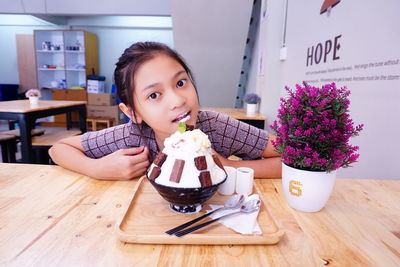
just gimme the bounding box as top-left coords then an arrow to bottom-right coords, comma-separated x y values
147,123 -> 226,188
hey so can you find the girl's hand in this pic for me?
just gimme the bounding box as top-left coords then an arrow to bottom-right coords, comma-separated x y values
96,146 -> 150,180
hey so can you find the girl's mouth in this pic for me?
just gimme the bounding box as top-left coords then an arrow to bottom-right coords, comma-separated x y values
172,111 -> 191,123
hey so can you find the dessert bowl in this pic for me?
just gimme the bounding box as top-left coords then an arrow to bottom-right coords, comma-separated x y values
146,174 -> 227,214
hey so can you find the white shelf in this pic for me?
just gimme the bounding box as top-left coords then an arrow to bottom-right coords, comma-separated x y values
66,69 -> 86,71
38,68 -> 65,71
36,50 -> 85,53
36,50 -> 65,53
65,50 -> 85,53
35,30 -> 97,90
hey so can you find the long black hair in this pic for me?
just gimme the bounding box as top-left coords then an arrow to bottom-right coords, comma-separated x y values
114,42 -> 197,120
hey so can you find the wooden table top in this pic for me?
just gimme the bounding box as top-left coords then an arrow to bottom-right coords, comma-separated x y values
0,163 -> 399,266
202,107 -> 267,120
0,100 -> 87,113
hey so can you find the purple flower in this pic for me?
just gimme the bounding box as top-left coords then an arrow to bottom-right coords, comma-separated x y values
244,93 -> 261,104
292,118 -> 301,124
270,82 -> 363,172
294,129 -> 302,136
304,158 -> 312,166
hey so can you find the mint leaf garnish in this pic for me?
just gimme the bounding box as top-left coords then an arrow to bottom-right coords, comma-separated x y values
178,122 -> 186,133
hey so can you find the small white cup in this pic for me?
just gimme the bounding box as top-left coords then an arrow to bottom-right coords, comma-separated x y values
218,166 -> 237,195
235,167 -> 254,196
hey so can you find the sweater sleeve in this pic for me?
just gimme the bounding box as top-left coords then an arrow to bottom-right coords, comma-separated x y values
198,110 -> 269,160
81,123 -> 134,158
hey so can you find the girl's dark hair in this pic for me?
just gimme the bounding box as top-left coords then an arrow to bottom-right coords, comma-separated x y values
114,42 -> 197,116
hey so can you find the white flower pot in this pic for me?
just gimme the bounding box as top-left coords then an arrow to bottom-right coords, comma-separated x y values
29,96 -> 39,105
246,103 -> 258,116
281,163 -> 336,212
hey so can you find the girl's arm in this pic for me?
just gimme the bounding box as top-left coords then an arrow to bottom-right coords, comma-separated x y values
215,135 -> 282,179
49,135 -> 150,180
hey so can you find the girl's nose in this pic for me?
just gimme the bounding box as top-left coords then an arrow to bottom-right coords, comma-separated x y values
168,88 -> 185,110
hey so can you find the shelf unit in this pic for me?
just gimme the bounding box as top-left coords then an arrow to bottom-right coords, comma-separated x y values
34,30 -> 98,90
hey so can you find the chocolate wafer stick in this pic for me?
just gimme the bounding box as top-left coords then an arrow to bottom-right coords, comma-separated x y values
194,156 -> 207,170
153,152 -> 167,167
148,166 -> 161,180
212,155 -> 225,171
170,159 -> 185,183
199,171 -> 212,187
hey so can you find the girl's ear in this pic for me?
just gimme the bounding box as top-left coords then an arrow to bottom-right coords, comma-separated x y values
119,103 -> 143,124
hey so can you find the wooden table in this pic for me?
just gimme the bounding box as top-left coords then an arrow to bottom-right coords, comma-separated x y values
0,163 -> 399,266
0,100 -> 86,163
202,107 -> 267,129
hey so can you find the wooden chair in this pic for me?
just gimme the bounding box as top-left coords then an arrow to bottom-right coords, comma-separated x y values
0,134 -> 17,163
1,128 -> 45,139
0,129 -> 45,161
86,117 -> 115,131
31,127 -> 81,164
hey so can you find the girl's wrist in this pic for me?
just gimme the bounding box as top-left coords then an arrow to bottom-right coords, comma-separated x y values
217,155 -> 238,168
222,159 -> 240,168
88,158 -> 108,180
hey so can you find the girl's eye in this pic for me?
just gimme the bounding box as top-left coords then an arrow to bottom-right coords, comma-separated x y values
176,79 -> 186,88
148,92 -> 160,100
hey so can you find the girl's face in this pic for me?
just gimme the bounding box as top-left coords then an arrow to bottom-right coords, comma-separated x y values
131,54 -> 199,142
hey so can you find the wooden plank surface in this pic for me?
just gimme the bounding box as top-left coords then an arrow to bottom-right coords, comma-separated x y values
0,100 -> 86,113
31,127 -> 81,146
84,31 -> 99,76
116,177 -> 284,245
202,107 -> 266,120
0,164 -> 399,266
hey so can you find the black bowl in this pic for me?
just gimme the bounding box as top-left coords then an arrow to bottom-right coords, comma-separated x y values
146,174 -> 227,213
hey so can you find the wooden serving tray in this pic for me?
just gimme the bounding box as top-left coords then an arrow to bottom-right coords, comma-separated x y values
115,177 -> 285,245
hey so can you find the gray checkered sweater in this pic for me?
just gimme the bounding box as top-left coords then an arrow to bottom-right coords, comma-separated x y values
81,110 -> 269,162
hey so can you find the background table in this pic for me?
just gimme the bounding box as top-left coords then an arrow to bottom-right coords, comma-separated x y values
0,163 -> 399,266
0,100 -> 86,163
202,107 -> 267,129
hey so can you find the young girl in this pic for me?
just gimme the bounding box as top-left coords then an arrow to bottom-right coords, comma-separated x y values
49,42 -> 281,180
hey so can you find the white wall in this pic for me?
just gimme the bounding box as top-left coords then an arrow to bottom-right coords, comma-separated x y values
68,16 -> 173,91
0,15 -> 63,84
0,0 -> 46,14
250,0 -> 400,179
0,15 -> 173,92
0,0 -> 170,16
171,0 -> 253,108
250,0 -> 286,129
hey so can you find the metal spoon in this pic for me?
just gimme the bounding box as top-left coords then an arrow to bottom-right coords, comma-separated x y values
174,199 -> 261,237
165,194 -> 245,235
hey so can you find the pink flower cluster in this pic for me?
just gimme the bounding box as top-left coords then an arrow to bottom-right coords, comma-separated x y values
271,82 -> 363,172
25,89 -> 41,98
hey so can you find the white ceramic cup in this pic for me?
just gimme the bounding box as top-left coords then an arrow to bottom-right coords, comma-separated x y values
218,166 -> 237,195
235,167 -> 254,196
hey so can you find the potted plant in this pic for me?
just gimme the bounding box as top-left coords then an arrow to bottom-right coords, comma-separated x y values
25,89 -> 41,105
244,93 -> 261,116
271,82 -> 363,212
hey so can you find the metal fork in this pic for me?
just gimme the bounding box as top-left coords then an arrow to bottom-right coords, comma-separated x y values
165,195 -> 245,235
174,199 -> 261,237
